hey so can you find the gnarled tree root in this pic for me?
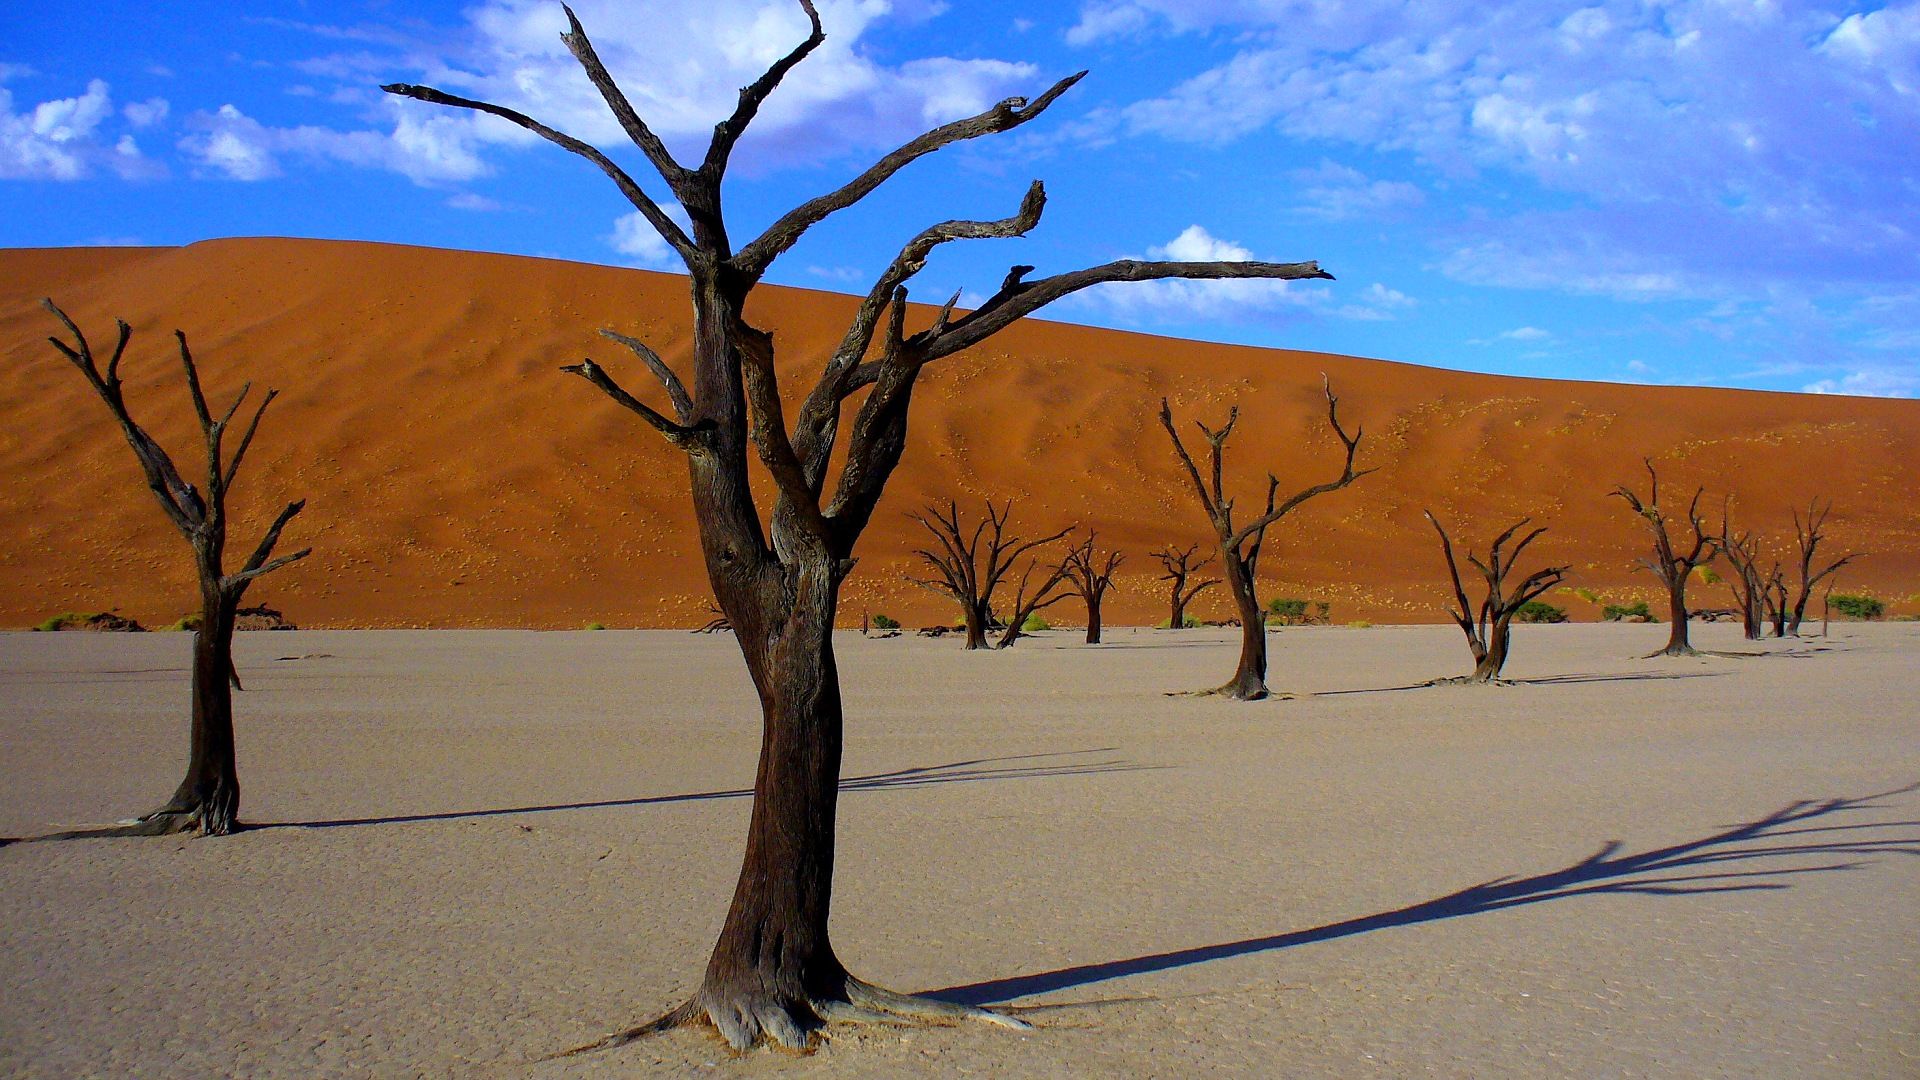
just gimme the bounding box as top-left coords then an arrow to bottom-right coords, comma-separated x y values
1167,682 -> 1294,701
9,801 -> 235,843
556,976 -> 1032,1058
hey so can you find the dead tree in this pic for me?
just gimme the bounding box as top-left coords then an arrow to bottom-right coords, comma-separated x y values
38,300 -> 309,837
1060,532 -> 1124,644
909,500 -> 1071,649
1425,511 -> 1567,682
1610,460 -> 1715,657
996,554 -> 1076,649
1764,563 -> 1790,638
383,3 -> 1334,1051
1787,500 -> 1859,635
1151,543 -> 1218,629
1160,379 -> 1367,699
1716,502 -> 1768,641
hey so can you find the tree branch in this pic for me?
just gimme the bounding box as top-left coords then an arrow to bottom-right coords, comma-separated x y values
734,70 -> 1087,278
561,358 -> 711,451
702,0 -> 824,176
380,82 -> 697,265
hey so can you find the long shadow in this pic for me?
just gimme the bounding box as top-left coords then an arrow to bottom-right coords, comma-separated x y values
1316,669 -> 1732,696
261,748 -> 1160,830
930,781 -> 1920,1006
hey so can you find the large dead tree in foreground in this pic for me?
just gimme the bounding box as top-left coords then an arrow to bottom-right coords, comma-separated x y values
1610,459 -> 1715,657
1787,500 -> 1859,636
910,500 -> 1071,650
38,301 -> 309,837
1059,533 -> 1124,644
1425,511 -> 1567,682
1160,381 -> 1367,699
1151,543 -> 1218,628
386,2 -> 1333,1052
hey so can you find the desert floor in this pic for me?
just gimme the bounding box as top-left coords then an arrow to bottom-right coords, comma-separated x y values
2,623 -> 1917,1078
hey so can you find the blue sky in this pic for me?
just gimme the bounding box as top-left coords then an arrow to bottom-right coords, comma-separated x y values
4,0 -> 1918,396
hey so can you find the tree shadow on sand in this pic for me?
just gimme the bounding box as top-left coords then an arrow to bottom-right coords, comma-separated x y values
1316,669 -> 1732,696
931,781 -> 1920,1006
255,748 -> 1161,831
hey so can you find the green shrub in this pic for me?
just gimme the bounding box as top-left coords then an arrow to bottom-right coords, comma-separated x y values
1828,594 -> 1885,620
1602,600 -> 1653,622
1021,612 -> 1050,631
34,611 -> 95,632
870,613 -> 900,630
1515,600 -> 1567,623
583,621 -> 607,631
1155,614 -> 1202,629
1347,619 -> 1373,629
1266,598 -> 1328,626
1567,586 -> 1600,605
162,613 -> 202,632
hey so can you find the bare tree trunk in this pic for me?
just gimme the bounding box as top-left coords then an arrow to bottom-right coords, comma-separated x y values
1085,597 -> 1102,644
962,600 -> 990,650
697,571 -> 847,1040
1662,585 -> 1692,654
165,590 -> 243,835
1221,551 -> 1269,699
1473,625 -> 1509,683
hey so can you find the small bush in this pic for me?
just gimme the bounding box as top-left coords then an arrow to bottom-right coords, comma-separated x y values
1021,612 -> 1050,631
1828,594 -> 1885,620
1695,566 -> 1721,585
1567,586 -> 1600,605
34,611 -> 146,632
162,614 -> 202,632
1267,598 -> 1329,626
1155,614 -> 1202,629
870,613 -> 900,630
1515,600 -> 1567,624
583,621 -> 607,631
1602,601 -> 1653,622
1346,619 -> 1373,629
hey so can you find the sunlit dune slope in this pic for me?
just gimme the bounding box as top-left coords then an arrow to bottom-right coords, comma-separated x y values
3,238 -> 1915,628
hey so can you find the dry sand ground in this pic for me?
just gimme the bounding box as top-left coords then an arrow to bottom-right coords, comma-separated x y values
2,623 -> 1917,1078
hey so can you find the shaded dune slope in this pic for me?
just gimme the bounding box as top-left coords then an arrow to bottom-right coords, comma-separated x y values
3,238 -> 1915,628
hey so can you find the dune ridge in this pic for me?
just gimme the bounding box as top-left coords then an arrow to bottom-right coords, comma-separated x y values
3,237 -> 1916,629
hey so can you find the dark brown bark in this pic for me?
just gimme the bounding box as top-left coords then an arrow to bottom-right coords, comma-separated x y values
1160,380 -> 1369,699
1151,543 -> 1218,629
1787,500 -> 1859,636
996,556 -> 1075,649
1425,512 -> 1567,683
1060,533 -> 1124,644
910,500 -> 1071,650
1716,504 -> 1768,642
1610,460 -> 1714,657
389,3 -> 1331,1054
39,301 -> 309,838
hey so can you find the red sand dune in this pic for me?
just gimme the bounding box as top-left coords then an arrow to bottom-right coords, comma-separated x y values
3,237 -> 1915,629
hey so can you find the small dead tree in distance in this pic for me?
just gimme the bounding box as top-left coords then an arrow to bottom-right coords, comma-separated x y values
1610,459 -> 1715,657
1151,542 -> 1218,628
385,1 -> 1334,1052
1060,532 -> 1124,643
996,549 -> 1076,648
909,500 -> 1071,649
1788,499 -> 1859,635
1424,511 -> 1567,683
1160,379 -> 1368,700
38,300 -> 310,837
1716,501 -> 1768,642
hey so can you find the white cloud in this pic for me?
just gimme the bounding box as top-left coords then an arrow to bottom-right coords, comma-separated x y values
1802,368 -> 1920,397
122,97 -> 169,128
179,101 -> 501,183
1,76 -> 157,179
446,191 -> 505,211
607,202 -> 693,268
391,0 -> 1040,172
1088,1 -> 1920,302
1292,159 -> 1424,220
1501,326 -> 1551,342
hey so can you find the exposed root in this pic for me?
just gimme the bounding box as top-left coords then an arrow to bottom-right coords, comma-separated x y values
555,976 -> 1033,1059
1423,675 -> 1513,687
1643,645 -> 1703,659
1168,682 -> 1291,701
11,803 -> 233,843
